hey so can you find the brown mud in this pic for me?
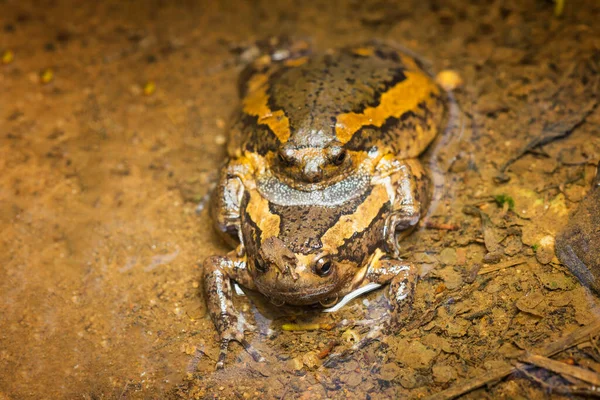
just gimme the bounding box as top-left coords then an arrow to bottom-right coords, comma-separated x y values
1,0 -> 600,399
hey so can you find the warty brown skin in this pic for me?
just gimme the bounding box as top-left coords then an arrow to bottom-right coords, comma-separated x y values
203,43 -> 446,368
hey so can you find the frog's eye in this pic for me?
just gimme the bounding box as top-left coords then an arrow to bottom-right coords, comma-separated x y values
277,148 -> 294,166
332,149 -> 347,165
328,145 -> 347,166
254,257 -> 268,273
314,256 -> 333,277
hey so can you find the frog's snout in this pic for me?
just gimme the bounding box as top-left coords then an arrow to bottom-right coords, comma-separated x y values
302,159 -> 324,182
277,142 -> 348,184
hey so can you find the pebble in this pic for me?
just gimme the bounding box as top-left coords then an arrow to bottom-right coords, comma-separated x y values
343,371 -> 363,387
214,134 -> 226,145
379,362 -> 401,381
301,351 -> 321,369
432,364 -> 458,383
435,70 -> 463,91
394,339 -> 437,370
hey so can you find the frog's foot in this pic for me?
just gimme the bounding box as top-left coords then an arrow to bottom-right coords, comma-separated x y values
216,318 -> 265,369
203,255 -> 264,369
386,260 -> 416,324
383,210 -> 420,255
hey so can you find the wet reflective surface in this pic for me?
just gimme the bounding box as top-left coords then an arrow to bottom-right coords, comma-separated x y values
1,0 -> 600,398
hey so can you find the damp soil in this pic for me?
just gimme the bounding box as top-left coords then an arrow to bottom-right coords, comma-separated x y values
1,0 -> 600,399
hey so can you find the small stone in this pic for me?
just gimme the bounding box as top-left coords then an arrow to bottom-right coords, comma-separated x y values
436,70 -> 463,91
535,235 -> 555,265
445,318 -> 470,338
535,271 -> 576,291
214,135 -> 226,145
421,333 -> 453,354
433,266 -> 463,290
301,351 -> 321,369
438,248 -> 457,265
379,362 -> 401,381
432,364 -> 458,383
398,368 -> 418,389
515,291 -> 544,316
288,357 -> 304,371
394,339 -> 437,370
483,252 -> 502,264
344,371 -> 363,387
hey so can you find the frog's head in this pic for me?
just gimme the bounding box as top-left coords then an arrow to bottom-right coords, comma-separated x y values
274,138 -> 353,185
250,237 -> 360,306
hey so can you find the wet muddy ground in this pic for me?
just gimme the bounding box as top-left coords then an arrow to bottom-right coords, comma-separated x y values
1,0 -> 600,398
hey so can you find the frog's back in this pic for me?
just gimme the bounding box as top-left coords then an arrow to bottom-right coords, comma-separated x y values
230,44 -> 446,160
241,177 -> 393,265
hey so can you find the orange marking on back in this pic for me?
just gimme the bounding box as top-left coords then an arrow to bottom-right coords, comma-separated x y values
246,189 -> 281,243
334,71 -> 440,144
321,184 -> 389,252
242,73 -> 291,143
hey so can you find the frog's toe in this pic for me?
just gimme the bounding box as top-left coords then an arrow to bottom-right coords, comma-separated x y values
215,331 -> 264,369
216,338 -> 232,369
240,338 -> 265,362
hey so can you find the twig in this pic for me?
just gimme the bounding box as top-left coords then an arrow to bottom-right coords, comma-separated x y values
495,100 -> 598,183
279,385 -> 290,400
520,353 -> 600,386
424,319 -> 600,400
478,258 -> 527,275
517,365 -> 600,397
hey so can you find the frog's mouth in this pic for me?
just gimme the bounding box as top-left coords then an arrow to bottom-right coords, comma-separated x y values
256,281 -> 344,306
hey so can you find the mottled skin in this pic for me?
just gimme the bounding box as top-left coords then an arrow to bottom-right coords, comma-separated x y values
203,43 -> 446,368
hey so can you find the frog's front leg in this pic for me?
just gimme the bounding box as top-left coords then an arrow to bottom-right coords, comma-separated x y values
203,250 -> 264,369
210,158 -> 256,250
325,252 -> 416,367
374,157 -> 429,256
366,252 -> 417,327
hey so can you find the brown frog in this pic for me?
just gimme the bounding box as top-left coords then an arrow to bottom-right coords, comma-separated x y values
202,43 -> 446,368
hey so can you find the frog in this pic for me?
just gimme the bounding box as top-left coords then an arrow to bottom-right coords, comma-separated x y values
226,42 -> 445,190
202,42 -> 447,368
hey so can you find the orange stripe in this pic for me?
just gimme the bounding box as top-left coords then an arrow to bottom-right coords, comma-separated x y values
246,189 -> 280,243
321,184 -> 389,252
242,73 -> 291,143
334,71 -> 440,144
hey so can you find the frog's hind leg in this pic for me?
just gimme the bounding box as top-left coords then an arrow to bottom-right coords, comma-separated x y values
203,253 -> 264,369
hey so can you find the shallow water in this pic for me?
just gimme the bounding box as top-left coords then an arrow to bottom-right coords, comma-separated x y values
1,0 -> 600,398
